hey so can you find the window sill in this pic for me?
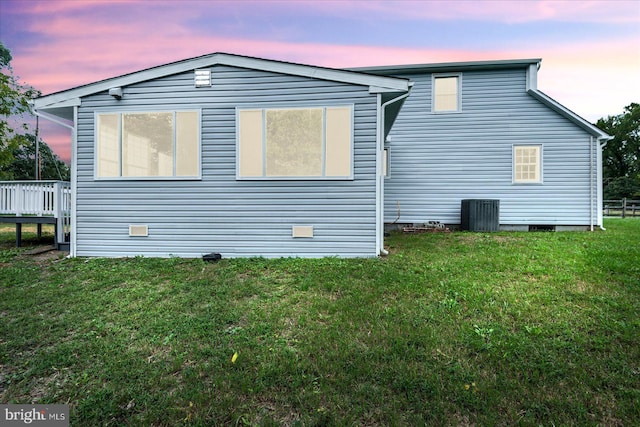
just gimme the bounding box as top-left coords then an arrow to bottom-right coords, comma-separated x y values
94,176 -> 202,181
236,176 -> 354,181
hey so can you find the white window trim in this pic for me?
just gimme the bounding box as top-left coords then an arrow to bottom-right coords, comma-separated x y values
94,109 -> 202,181
431,73 -> 462,114
512,144 -> 543,184
235,105 -> 355,180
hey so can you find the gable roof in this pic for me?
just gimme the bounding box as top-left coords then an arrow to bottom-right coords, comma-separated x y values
33,52 -> 411,120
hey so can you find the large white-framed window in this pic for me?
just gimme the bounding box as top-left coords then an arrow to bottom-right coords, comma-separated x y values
236,105 -> 353,180
513,145 -> 542,184
95,110 -> 201,179
432,73 -> 461,113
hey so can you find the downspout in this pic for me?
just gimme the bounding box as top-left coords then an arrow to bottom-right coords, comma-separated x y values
378,90 -> 411,256
590,136 -> 594,231
71,106 -> 78,256
598,137 -> 609,231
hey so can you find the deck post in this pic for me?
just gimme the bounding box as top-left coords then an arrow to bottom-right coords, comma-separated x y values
16,223 -> 22,247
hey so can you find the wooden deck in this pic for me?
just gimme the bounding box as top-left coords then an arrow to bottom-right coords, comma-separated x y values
0,181 -> 71,250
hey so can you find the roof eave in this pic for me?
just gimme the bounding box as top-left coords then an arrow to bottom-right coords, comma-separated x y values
527,89 -> 611,140
350,58 -> 542,75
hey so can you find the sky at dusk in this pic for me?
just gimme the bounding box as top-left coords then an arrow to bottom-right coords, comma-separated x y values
1,0 -> 639,163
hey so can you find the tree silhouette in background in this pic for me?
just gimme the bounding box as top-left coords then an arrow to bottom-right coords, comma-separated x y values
1,41 -> 41,177
596,103 -> 640,199
0,133 -> 69,180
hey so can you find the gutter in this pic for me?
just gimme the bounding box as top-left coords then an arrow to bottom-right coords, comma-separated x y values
377,89 -> 412,256
597,137 -> 611,231
33,110 -> 74,130
525,65 -> 612,231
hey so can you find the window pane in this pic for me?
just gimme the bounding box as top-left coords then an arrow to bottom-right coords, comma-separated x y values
123,112 -> 173,177
325,106 -> 352,177
514,146 -> 541,183
176,112 -> 199,177
434,76 -> 458,112
238,110 -> 264,177
97,114 -> 120,177
266,108 -> 323,177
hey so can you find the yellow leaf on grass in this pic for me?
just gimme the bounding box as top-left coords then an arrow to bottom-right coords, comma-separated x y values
231,352 -> 238,363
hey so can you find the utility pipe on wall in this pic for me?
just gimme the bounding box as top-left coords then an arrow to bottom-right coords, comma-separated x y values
590,136 -> 594,231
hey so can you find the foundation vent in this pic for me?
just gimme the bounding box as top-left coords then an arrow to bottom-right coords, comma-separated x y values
292,225 -> 314,238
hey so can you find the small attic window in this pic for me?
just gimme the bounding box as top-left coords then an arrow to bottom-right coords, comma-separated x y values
194,69 -> 211,87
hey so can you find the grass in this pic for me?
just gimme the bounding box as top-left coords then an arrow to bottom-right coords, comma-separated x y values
1,219 -> 639,426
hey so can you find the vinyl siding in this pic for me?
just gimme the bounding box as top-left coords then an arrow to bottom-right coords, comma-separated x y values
384,68 -> 597,226
76,65 -> 378,257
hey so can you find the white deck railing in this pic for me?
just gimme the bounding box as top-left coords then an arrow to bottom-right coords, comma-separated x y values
0,180 -> 71,245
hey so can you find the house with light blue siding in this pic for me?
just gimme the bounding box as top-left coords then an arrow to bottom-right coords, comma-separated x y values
33,53 -> 610,258
354,59 -> 611,231
33,53 -> 411,258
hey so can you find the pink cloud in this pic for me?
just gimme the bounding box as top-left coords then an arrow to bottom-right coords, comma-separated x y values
38,122 -> 71,165
22,34 -> 639,162
9,0 -> 638,162
14,0 -> 138,14
298,0 -> 640,24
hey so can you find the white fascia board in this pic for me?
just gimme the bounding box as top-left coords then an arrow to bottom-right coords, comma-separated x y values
34,53 -> 410,107
527,89 -> 612,140
351,58 -> 542,75
34,54 -> 226,107
222,54 -> 410,92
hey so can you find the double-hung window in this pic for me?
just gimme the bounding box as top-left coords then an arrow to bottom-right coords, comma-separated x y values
96,111 -> 200,179
432,74 -> 461,113
513,145 -> 542,184
237,106 -> 353,179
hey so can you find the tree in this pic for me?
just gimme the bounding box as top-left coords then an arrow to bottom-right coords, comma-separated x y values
1,41 -> 40,174
0,133 -> 70,180
596,103 -> 640,199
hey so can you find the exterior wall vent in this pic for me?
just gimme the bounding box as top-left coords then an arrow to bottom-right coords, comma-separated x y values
194,69 -> 211,87
129,225 -> 149,237
292,225 -> 314,238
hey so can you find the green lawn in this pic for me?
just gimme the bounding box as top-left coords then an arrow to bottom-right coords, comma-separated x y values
1,220 -> 638,426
